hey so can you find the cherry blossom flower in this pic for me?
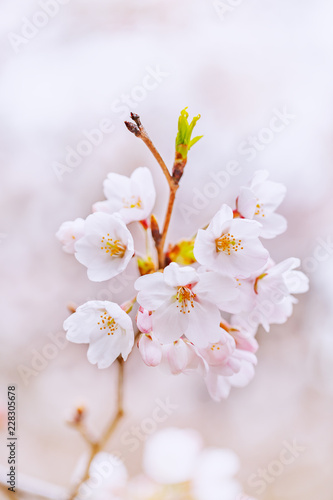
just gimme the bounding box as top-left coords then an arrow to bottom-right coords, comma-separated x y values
203,348 -> 257,401
161,338 -> 201,374
135,262 -> 239,347
196,325 -> 258,401
143,427 -> 203,485
238,257 -> 309,332
192,448 -> 242,500
56,217 -> 85,254
236,170 -> 287,239
93,167 -> 156,224
137,315 -> 257,401
77,452 -> 128,500
142,428 -> 253,500
64,300 -> 134,368
228,316 -> 259,353
136,308 -> 202,372
78,452 -> 128,500
194,204 -> 269,278
74,212 -> 134,282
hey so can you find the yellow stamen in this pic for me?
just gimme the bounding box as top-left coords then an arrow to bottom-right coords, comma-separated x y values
255,201 -> 265,217
215,233 -> 243,255
122,196 -> 142,209
97,311 -> 116,335
175,286 -> 196,314
100,236 -> 126,257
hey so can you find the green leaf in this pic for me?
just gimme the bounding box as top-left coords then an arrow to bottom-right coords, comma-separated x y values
189,135 -> 204,150
175,108 -> 203,158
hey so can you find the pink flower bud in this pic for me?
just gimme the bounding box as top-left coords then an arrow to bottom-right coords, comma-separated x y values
136,306 -> 153,333
138,334 -> 162,367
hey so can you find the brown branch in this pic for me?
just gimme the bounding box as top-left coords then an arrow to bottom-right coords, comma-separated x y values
157,185 -> 178,268
67,358 -> 124,500
125,113 -> 173,185
125,113 -> 180,268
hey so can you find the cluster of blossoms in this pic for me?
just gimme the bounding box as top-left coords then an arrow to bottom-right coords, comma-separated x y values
58,112 -> 308,402
77,427 -> 256,500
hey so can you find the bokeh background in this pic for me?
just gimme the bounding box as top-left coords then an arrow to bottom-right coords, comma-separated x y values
1,0 -> 333,498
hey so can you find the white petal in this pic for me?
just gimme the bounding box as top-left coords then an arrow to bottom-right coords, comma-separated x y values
268,257 -> 300,276
130,167 -> 156,218
56,218 -> 85,254
64,301 -> 134,368
228,239 -> 269,276
152,299 -> 187,344
103,172 -> 132,202
186,301 -> 222,347
229,217 -> 262,239
204,370 -> 231,401
135,273 -> 174,310
254,179 -> 286,213
87,328 -> 123,368
208,205 -> 234,239
194,271 -> 239,307
74,213 -> 134,282
237,187 -> 257,218
194,447 -> 240,480
92,199 -> 122,216
163,262 -> 198,287
193,228 -> 217,266
143,428 -> 202,484
285,270 -> 309,294
229,354 -> 256,388
257,212 -> 287,239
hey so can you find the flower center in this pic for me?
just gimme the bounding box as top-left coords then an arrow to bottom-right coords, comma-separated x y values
97,311 -> 116,335
146,482 -> 193,500
215,233 -> 243,255
176,286 -> 196,314
255,201 -> 265,217
122,195 -> 142,209
100,234 -> 126,257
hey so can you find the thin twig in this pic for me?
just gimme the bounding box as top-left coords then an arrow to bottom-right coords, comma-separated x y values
125,113 -> 173,185
125,113 -> 180,268
157,186 -> 178,268
67,359 -> 124,500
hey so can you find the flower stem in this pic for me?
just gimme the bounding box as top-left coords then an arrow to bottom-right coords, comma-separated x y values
157,185 -> 178,268
125,113 -> 180,268
125,113 -> 172,185
67,358 -> 124,500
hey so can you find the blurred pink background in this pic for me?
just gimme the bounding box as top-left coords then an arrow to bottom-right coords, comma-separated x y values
1,0 -> 333,498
